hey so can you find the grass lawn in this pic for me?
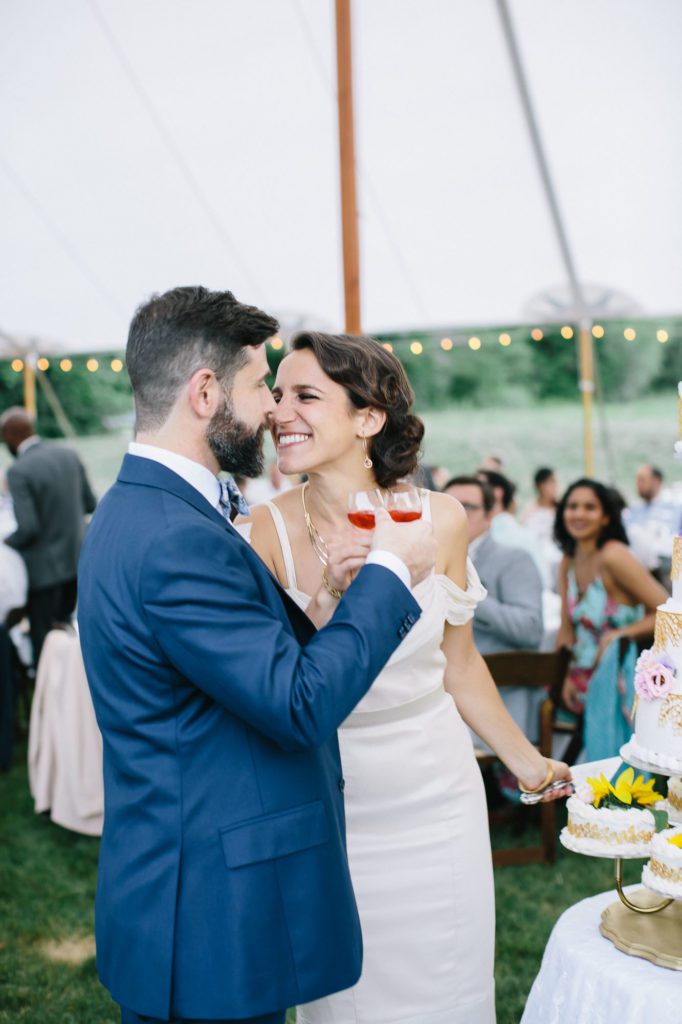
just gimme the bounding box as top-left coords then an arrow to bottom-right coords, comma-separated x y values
1,748 -> 644,1024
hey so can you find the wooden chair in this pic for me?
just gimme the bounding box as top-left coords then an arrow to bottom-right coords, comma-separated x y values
476,647 -> 571,868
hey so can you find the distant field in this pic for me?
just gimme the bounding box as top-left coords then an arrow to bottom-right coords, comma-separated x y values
419,393 -> 679,501
0,394 -> 678,503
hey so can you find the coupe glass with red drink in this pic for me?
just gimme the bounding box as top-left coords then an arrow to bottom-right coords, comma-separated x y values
347,488 -> 422,530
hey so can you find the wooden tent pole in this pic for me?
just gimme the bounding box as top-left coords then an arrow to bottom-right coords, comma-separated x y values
23,361 -> 36,418
335,0 -> 361,334
578,322 -> 595,476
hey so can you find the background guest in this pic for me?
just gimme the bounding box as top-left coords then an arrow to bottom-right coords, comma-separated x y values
240,460 -> 294,504
623,463 -> 681,576
0,408 -> 96,666
479,453 -> 504,472
521,467 -> 558,541
555,477 -> 668,759
476,467 -> 549,586
445,475 -> 544,655
445,474 -> 544,772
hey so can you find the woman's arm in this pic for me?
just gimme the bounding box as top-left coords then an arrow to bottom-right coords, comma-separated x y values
433,495 -> 571,794
597,541 -> 668,648
554,555 -> 575,651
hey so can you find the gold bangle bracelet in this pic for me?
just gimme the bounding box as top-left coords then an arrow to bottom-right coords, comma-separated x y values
322,568 -> 345,600
518,760 -> 555,794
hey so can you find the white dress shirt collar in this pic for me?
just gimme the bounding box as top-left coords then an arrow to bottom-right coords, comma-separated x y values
17,435 -> 41,456
128,442 -> 222,510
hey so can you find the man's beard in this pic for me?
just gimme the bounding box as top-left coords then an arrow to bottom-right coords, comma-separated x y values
206,392 -> 265,478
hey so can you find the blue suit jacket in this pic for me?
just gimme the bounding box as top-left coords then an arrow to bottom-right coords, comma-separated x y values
78,455 -> 420,1020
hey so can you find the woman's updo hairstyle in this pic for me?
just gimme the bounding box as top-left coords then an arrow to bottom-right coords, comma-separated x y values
290,331 -> 424,489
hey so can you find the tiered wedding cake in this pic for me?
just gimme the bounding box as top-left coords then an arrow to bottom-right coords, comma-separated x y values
561,768 -> 661,857
622,537 -> 682,773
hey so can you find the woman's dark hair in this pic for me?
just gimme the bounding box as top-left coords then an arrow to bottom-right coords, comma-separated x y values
290,331 -> 424,488
554,477 -> 630,556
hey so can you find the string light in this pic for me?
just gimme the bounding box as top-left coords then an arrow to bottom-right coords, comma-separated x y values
37,357 -> 49,371
561,326 -> 574,340
468,337 -> 481,351
624,327 -> 636,341
498,333 -> 511,347
657,329 -> 669,343
592,325 -> 605,339
410,341 -> 423,355
440,338 -> 453,351
111,358 -> 124,372
381,342 -> 393,352
11,359 -> 24,372
60,359 -> 73,372
270,337 -> 284,351
86,358 -> 99,372
531,328 -> 543,341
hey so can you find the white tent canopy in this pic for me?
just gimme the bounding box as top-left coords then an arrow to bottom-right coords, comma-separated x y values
1,0 -> 681,356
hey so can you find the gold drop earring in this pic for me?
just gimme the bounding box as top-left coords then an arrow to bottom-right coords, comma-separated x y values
362,435 -> 373,470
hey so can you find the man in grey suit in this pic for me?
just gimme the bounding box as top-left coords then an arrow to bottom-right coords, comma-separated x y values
445,475 -> 543,654
445,475 -> 544,751
1,407 -> 96,665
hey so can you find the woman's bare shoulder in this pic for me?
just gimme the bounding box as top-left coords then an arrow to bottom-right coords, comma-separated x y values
428,490 -> 468,532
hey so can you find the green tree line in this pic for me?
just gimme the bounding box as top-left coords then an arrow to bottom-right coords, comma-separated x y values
0,320 -> 680,435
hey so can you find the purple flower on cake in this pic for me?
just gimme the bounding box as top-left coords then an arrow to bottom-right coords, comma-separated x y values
634,649 -> 675,701
575,783 -> 595,804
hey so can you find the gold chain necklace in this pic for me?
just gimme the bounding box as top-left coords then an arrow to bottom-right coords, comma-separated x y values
301,482 -> 329,567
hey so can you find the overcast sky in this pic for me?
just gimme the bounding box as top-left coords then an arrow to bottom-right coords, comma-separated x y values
2,0 -> 681,352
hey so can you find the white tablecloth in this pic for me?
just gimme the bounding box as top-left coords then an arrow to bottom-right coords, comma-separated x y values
521,887 -> 681,1024
28,628 -> 103,836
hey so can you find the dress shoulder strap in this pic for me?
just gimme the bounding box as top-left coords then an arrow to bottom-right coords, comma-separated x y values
262,501 -> 298,590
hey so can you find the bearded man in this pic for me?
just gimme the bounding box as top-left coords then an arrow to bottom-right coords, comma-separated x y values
77,286 -> 435,1024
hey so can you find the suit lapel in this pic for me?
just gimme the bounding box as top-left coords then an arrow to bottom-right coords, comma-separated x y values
118,455 -> 315,639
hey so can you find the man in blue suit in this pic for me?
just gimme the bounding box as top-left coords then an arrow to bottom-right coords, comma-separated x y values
78,286 -> 436,1024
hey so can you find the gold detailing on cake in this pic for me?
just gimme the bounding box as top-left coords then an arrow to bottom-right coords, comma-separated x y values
648,858 -> 682,885
566,819 -> 653,846
668,788 -> 682,812
673,537 -> 682,583
653,608 -> 682,652
658,694 -> 682,735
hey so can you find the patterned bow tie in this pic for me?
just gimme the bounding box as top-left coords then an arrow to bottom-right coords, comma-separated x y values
218,478 -> 250,522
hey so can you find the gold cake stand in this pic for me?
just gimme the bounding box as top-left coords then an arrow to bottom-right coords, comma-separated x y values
559,746 -> 682,970
599,858 -> 682,970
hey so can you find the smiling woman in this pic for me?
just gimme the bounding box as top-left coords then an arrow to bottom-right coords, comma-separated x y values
554,478 -> 668,756
248,330 -> 571,1024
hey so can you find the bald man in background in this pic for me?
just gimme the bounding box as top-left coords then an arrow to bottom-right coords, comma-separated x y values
0,408 -> 96,665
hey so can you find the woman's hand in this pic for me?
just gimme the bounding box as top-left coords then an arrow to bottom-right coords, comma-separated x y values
594,628 -> 623,665
325,531 -> 372,593
561,676 -> 584,714
518,758 -> 573,803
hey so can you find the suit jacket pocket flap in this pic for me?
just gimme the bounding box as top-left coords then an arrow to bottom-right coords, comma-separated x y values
219,800 -> 328,868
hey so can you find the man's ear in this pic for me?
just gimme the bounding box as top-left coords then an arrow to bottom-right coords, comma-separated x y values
187,368 -> 221,421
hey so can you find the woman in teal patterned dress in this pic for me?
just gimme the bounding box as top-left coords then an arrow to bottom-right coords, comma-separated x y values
555,479 -> 668,758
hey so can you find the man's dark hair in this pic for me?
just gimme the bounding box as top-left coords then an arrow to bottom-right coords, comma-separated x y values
444,474 -> 494,513
651,466 -> 664,483
534,466 -> 554,489
554,477 -> 630,556
125,286 -> 279,432
476,468 -> 516,510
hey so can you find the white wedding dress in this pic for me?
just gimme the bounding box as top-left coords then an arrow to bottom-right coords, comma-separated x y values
264,493 -> 496,1024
